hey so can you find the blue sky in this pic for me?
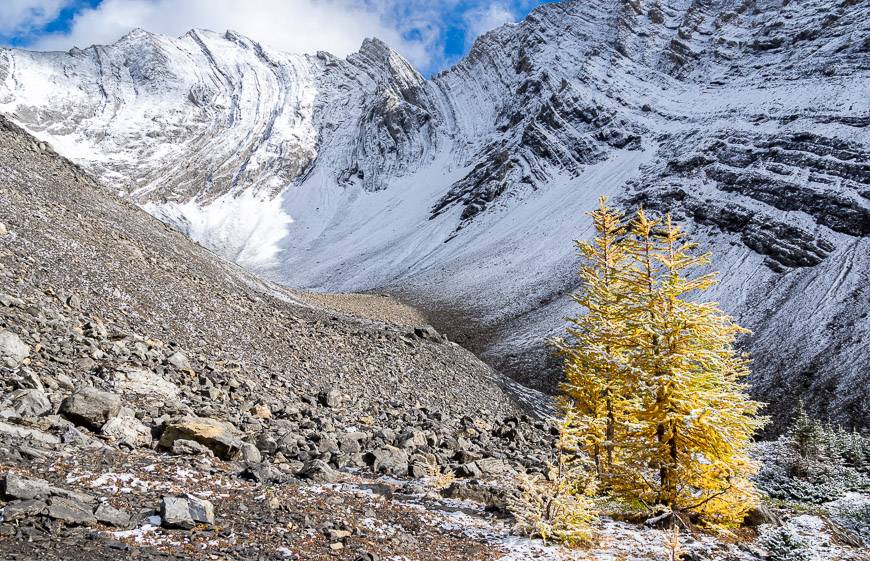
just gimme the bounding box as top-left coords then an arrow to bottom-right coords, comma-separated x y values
0,0 -> 559,75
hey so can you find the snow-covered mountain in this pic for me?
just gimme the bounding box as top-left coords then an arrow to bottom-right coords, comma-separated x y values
1,0 -> 868,430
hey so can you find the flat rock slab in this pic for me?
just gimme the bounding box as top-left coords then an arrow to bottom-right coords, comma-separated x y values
1,499 -> 48,521
159,417 -> 241,460
47,497 -> 97,526
0,421 -> 61,445
94,503 -> 132,528
2,472 -> 50,500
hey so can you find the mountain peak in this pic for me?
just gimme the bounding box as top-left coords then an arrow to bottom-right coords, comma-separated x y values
350,36 -> 423,86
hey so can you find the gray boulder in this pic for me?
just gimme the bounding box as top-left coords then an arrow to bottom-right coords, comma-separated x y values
9,389 -> 52,417
47,497 -> 97,526
101,415 -> 153,448
95,503 -> 132,528
298,459 -> 337,483
367,446 -> 409,476
0,330 -> 30,367
2,472 -> 50,500
160,495 -> 214,529
60,387 -> 122,430
161,496 -> 195,529
166,351 -> 191,371
185,494 -> 215,525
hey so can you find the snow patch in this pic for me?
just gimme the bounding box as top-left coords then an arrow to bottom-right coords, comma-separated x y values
145,191 -> 292,271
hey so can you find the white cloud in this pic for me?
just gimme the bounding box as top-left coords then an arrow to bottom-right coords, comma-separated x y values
28,0 -> 435,70
0,0 -> 71,35
462,2 -> 516,49
8,0 -> 535,74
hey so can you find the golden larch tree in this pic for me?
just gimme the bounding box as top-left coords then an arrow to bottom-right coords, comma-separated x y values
622,212 -> 767,526
560,202 -> 767,528
556,197 -> 634,482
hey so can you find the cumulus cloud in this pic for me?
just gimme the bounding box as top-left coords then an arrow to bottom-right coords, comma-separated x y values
0,0 -> 71,36
30,0 -> 430,65
7,0 -> 540,74
462,2 -> 516,49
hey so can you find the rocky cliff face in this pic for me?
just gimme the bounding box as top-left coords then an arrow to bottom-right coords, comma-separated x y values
1,0 -> 867,431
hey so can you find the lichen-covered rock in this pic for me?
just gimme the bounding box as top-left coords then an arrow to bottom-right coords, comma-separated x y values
101,415 -> 153,448
158,417 -> 241,460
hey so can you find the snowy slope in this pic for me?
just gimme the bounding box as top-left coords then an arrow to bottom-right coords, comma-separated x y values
1,0 -> 868,430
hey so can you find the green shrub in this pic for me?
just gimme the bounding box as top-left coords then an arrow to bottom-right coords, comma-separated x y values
760,526 -> 815,561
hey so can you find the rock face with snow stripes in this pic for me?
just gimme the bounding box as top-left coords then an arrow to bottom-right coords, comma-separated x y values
1,0 -> 868,431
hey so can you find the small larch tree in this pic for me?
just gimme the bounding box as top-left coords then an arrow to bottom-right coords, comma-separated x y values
555,198 -> 634,483
559,198 -> 767,528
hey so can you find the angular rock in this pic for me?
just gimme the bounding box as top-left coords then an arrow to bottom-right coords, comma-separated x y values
185,494 -> 215,525
367,446 -> 409,476
47,497 -> 97,526
59,387 -> 122,430
1,499 -> 47,521
298,459 -> 337,483
95,503 -> 132,528
0,330 -> 30,367
8,389 -> 52,417
166,351 -> 191,371
160,495 -> 214,529
160,496 -> 195,529
2,472 -> 50,500
158,416 -> 241,460
101,415 -> 153,448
